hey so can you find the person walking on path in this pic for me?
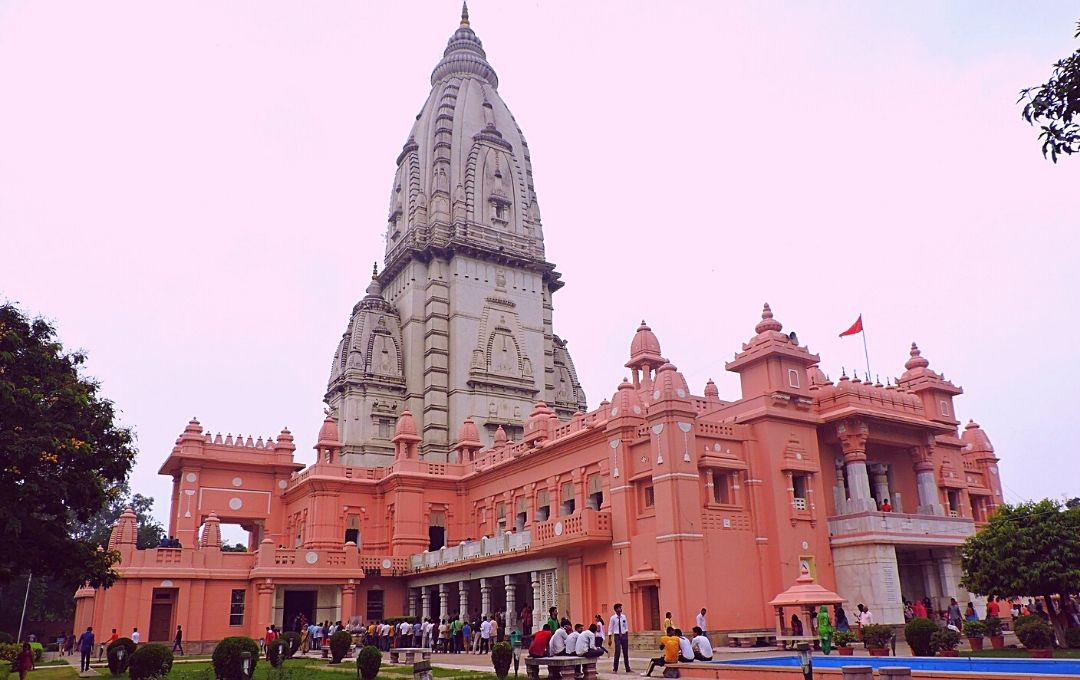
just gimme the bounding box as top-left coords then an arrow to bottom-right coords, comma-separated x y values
947,598 -> 963,632
15,642 -> 35,680
77,627 -> 95,673
816,607 -> 833,655
695,609 -> 707,636
609,603 -> 631,673
172,625 -> 184,655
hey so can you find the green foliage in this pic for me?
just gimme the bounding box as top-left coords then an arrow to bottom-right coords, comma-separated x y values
962,619 -> 987,638
904,617 -> 938,656
279,633 -> 300,659
931,629 -> 961,653
211,637 -> 260,680
860,624 -> 893,649
490,641 -> 512,680
107,638 -> 137,676
129,643 -> 174,680
984,616 -> 1004,637
356,645 -> 381,680
0,643 -> 18,663
1065,626 -> 1080,649
961,500 -> 1080,599
328,631 -> 351,664
265,640 -> 287,668
832,631 -> 856,647
1019,21 -> 1080,162
1013,614 -> 1043,632
1016,620 -> 1054,650
0,302 -> 138,589
221,543 -> 248,553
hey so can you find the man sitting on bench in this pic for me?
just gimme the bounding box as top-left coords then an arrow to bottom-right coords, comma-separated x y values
575,624 -> 604,659
548,620 -> 573,657
642,627 -> 679,677
675,630 -> 694,664
690,627 -> 712,661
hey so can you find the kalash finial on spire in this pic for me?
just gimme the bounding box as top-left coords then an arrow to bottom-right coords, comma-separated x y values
460,1 -> 470,27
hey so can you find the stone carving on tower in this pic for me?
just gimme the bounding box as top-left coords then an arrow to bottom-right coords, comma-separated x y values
326,267 -> 407,465
327,3 -> 585,461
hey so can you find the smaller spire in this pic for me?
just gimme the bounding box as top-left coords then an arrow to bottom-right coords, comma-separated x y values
754,302 -> 783,334
372,261 -> 378,278
905,342 -> 930,370
460,1 -> 470,27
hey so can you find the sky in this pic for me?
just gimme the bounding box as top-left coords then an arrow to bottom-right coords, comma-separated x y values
2,1 -> 1078,542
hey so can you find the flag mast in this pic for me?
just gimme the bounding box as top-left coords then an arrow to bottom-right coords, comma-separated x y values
860,313 -> 871,378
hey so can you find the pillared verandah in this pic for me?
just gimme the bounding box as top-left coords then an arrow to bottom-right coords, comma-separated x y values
74,5 -> 1004,652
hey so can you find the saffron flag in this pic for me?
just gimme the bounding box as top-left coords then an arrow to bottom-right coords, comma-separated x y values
839,315 -> 863,338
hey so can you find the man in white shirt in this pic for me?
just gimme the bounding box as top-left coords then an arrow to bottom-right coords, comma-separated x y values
695,609 -> 708,636
575,624 -> 604,658
675,630 -> 694,664
858,604 -> 874,627
421,619 -> 433,648
608,604 -> 631,672
399,620 -> 413,647
565,626 -> 581,656
131,628 -> 140,645
548,620 -> 572,656
480,617 -> 493,654
690,627 -> 712,661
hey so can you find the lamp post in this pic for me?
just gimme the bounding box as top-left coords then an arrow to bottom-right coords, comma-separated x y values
241,651 -> 253,680
116,646 -> 127,673
796,642 -> 813,680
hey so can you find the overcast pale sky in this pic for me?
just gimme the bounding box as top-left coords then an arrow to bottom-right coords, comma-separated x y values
2,1 -> 1078,540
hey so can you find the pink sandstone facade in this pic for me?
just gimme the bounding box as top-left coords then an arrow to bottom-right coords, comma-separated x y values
73,6 -> 1006,651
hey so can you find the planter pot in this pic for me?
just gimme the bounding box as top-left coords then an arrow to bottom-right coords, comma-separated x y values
938,650 -> 959,657
989,636 -> 1005,650
967,637 -> 984,651
868,647 -> 889,656
1029,648 -> 1053,659
837,647 -> 854,656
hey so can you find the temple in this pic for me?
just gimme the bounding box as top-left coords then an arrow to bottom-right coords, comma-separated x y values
73,6 -> 1005,652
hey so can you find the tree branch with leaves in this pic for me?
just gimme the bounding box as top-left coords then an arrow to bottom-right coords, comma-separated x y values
1019,20 -> 1080,162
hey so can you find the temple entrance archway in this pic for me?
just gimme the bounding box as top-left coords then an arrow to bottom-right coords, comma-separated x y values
283,590 -> 316,631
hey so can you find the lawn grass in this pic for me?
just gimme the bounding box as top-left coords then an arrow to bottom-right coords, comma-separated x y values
961,648 -> 1080,659
159,658 -> 497,680
27,667 -> 79,680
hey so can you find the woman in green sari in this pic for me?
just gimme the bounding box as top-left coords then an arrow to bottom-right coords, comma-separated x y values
816,605 -> 834,654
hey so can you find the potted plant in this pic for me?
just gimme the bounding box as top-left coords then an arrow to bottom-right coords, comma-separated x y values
931,629 -> 961,657
984,616 -> 1005,650
1016,620 -> 1054,659
833,631 -> 856,656
490,641 -> 513,680
861,624 -> 893,656
962,619 -> 987,651
903,618 -> 938,657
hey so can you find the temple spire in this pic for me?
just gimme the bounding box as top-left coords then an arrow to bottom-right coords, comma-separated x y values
460,1 -> 470,27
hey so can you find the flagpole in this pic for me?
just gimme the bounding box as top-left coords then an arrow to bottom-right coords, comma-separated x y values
861,313 -> 871,378
17,571 -> 31,643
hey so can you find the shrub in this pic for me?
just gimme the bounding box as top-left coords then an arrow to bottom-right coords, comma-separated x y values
490,641 -> 512,680
0,643 -> 19,663
357,645 -> 381,680
832,631 -> 856,647
107,638 -> 137,676
329,631 -> 352,664
1065,626 -> 1080,649
861,624 -> 893,649
931,629 -> 961,653
1016,621 -> 1053,650
1013,614 -> 1043,632
129,644 -> 174,680
962,619 -> 987,638
279,632 -> 300,659
0,633 -> 12,644
265,639 -> 287,668
984,616 -> 1004,637
903,618 -> 938,656
211,637 -> 260,680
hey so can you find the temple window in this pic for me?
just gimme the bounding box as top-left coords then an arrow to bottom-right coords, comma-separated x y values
642,485 -> 656,509
495,502 -> 507,532
428,511 -> 446,551
560,481 -> 576,516
536,489 -> 550,522
792,474 -> 809,511
366,590 -> 384,622
947,490 -> 961,517
788,369 -> 800,389
712,470 -> 738,506
515,497 -> 527,531
377,419 -> 393,439
939,400 -> 951,416
586,474 -> 603,510
229,589 -> 246,626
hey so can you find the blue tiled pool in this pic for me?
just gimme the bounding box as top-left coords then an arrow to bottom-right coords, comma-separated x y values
720,654 -> 1080,675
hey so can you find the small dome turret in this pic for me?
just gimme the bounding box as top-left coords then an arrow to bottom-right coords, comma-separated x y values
904,342 -> 931,371
704,379 -> 719,399
394,410 -> 419,438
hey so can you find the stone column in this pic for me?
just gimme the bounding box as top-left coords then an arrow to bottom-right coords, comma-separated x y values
341,583 -> 355,624
531,572 -> 541,615
870,464 -> 890,506
408,589 -> 418,618
480,578 -> 492,617
838,421 -> 875,513
833,456 -> 847,511
421,588 -> 432,620
459,581 -> 469,619
841,667 -> 874,680
256,582 -> 276,630
913,448 -> 944,516
879,668 -> 912,679
438,583 -> 449,620
504,576 -> 517,630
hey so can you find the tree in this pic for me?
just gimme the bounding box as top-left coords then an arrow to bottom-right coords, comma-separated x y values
961,499 -> 1080,645
221,542 -> 248,553
0,302 -> 137,589
73,491 -> 165,551
1019,20 -> 1080,162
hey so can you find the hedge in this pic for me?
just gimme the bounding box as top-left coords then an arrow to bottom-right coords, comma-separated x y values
129,644 -> 174,680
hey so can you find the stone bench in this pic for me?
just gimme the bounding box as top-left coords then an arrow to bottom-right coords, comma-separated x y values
388,648 -> 432,664
524,656 -> 598,680
727,631 -> 776,647
775,635 -> 818,649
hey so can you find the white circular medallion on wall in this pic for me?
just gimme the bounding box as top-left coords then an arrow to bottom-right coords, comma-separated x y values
278,479 -> 288,489
676,388 -> 686,398
653,390 -> 662,401
185,472 -> 197,483
305,551 -> 319,565
160,580 -> 174,587
801,541 -> 809,550
554,521 -> 564,536
229,497 -> 243,510
232,477 -> 242,487
381,558 -> 392,570
610,407 -> 618,417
